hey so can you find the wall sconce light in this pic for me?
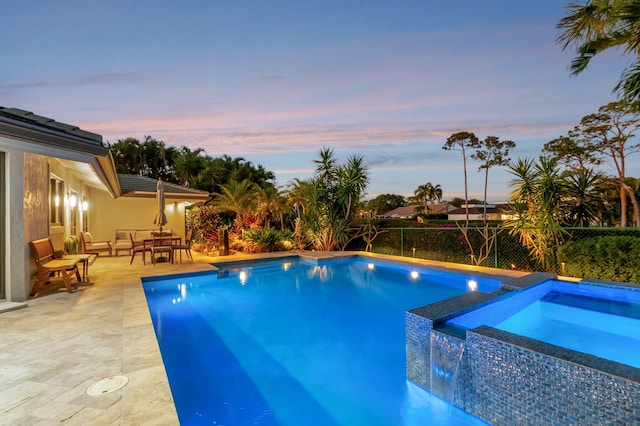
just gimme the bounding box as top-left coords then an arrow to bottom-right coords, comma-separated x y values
54,195 -> 60,207
82,200 -> 89,211
69,194 -> 77,208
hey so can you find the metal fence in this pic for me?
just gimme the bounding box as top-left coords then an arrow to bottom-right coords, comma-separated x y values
347,226 -> 640,274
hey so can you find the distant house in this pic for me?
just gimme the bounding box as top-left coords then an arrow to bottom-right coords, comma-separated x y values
380,203 -> 456,219
447,203 -> 513,221
0,107 -> 209,305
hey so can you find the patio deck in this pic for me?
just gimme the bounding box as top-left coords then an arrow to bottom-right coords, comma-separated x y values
0,250 -> 525,425
0,251 -> 266,425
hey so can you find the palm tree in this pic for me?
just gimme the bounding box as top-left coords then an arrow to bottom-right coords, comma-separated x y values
563,168 -> 606,226
211,179 -> 258,230
109,137 -> 145,175
508,158 -> 537,210
557,0 -> 640,101
173,147 -> 204,187
336,155 -> 369,220
505,157 -> 568,272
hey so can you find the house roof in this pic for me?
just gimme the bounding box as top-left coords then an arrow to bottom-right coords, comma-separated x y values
382,206 -> 416,218
118,174 -> 210,201
0,106 -> 121,197
0,107 -> 104,152
448,204 -> 511,215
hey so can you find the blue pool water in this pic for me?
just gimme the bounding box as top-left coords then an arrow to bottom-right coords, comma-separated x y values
448,279 -> 640,370
143,257 -> 499,425
495,291 -> 640,368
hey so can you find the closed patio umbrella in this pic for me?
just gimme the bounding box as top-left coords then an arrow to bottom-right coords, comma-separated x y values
153,179 -> 168,231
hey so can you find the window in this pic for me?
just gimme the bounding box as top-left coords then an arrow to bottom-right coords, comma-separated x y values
50,176 -> 64,225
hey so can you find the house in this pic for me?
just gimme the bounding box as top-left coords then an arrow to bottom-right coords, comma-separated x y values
381,203 -> 456,219
447,203 -> 512,221
0,107 -> 209,306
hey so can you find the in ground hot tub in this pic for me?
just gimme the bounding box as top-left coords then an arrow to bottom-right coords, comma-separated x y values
405,274 -> 640,425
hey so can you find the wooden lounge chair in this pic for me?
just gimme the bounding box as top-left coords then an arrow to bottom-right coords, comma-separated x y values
80,232 -> 112,256
29,238 -> 81,296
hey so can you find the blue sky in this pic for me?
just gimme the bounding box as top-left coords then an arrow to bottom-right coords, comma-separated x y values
2,1 -> 634,200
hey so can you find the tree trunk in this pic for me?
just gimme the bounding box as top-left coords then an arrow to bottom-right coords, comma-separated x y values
463,147 -> 469,228
623,182 -> 640,227
483,167 -> 489,227
620,180 -> 628,227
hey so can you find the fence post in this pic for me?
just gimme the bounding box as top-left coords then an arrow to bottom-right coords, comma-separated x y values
493,227 -> 498,268
400,228 -> 404,257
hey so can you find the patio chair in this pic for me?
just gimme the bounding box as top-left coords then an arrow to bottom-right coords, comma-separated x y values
171,229 -> 193,263
151,231 -> 173,265
129,233 -> 151,265
80,232 -> 112,256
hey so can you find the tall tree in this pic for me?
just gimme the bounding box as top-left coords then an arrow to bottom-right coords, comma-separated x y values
211,179 -> 258,230
543,135 -> 601,170
570,101 -> 640,226
173,146 -> 204,187
443,132 -> 479,227
365,194 -> 406,215
471,136 -> 516,225
557,0 -> 640,101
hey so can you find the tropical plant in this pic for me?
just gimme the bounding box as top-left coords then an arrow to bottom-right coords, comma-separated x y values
243,227 -> 294,252
296,147 -> 370,251
210,179 -> 259,231
563,168 -> 607,226
410,183 -> 443,214
504,157 -> 569,272
557,0 -> 640,101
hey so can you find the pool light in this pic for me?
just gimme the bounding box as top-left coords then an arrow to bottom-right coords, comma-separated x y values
410,271 -> 419,280
283,262 -> 292,271
367,263 -> 375,270
467,280 -> 478,291
239,271 -> 248,285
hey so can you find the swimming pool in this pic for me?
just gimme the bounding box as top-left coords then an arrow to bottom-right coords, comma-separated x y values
142,256 -> 500,425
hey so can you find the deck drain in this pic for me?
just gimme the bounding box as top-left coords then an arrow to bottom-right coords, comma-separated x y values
87,375 -> 130,396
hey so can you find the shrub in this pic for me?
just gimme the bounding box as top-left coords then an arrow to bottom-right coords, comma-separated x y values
243,227 -> 294,253
557,236 -> 640,283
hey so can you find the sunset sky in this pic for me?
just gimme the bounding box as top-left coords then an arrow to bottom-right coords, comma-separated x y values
2,1 -> 634,200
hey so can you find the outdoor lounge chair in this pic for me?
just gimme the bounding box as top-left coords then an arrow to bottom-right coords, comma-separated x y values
171,229 -> 193,263
29,238 -> 81,296
80,232 -> 112,256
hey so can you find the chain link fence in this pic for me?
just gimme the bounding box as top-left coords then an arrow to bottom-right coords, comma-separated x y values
347,225 -> 640,275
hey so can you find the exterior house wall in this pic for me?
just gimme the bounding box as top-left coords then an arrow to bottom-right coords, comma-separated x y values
448,214 -> 484,221
23,153 -> 49,300
7,149 -> 27,301
90,190 -> 186,243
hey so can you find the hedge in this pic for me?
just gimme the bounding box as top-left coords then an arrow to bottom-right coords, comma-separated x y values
557,236 -> 640,283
